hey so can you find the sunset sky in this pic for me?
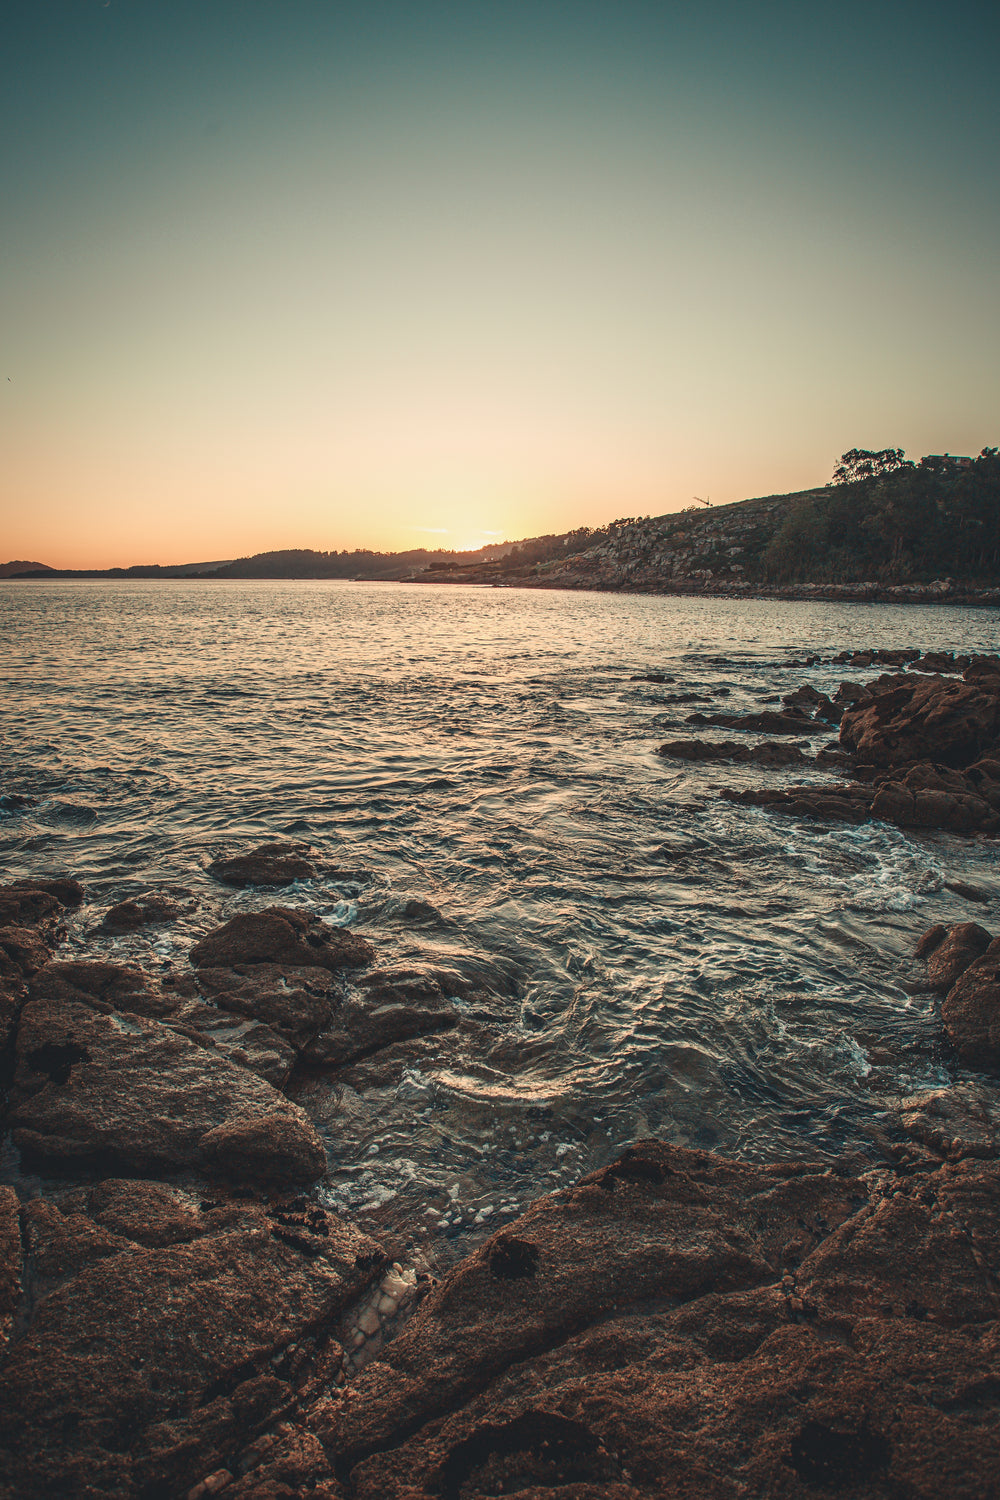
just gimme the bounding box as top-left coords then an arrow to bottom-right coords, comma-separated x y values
3,1 -> 998,568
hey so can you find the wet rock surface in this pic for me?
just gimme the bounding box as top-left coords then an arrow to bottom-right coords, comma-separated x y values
99,888 -> 197,933
208,841 -> 321,888
914,922 -> 1000,1073
717,660 -> 1000,837
190,906 -> 375,972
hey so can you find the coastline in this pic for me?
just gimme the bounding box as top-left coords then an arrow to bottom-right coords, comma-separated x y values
2,624 -> 1000,1495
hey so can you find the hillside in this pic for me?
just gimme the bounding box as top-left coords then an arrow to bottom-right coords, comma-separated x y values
418,448 -> 1000,599
5,448 -> 998,595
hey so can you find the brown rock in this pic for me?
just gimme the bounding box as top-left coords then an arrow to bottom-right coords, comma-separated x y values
913,923 -> 946,960
199,1111 -> 326,1183
208,843 -> 319,888
311,1142 -> 866,1471
840,674 -> 1000,768
100,890 -> 194,933
9,995 -> 325,1181
190,907 -> 374,973
925,922 -> 992,993
192,964 -> 337,1049
941,936 -> 1000,1068
657,739 -> 809,766
30,958 -> 161,1012
304,966 -> 460,1068
0,1191 -> 383,1497
0,877 -> 84,925
0,1186 -> 21,1359
0,924 -> 55,981
0,887 -> 61,925
305,1145 -> 1000,1499
894,1082 -> 1000,1161
686,709 -> 814,734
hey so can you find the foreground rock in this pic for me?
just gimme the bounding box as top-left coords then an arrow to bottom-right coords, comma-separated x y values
2,1136 -> 999,1496
9,964 -> 326,1181
190,906 -> 374,971
0,1182 -> 385,1497
315,1141 -> 1000,1499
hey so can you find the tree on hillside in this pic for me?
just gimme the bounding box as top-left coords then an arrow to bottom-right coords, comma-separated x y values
832,448 -> 912,484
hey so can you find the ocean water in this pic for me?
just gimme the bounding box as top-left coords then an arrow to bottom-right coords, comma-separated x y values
3,580 -> 999,1253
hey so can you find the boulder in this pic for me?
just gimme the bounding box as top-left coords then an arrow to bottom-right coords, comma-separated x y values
189,907 -> 374,972
190,964 -> 338,1049
925,923 -> 992,993
8,995 -> 325,1181
303,966 -> 460,1068
100,890 -> 194,933
840,675 -> 1000,768
208,843 -> 319,888
941,937 -> 1000,1069
0,878 -> 84,925
0,1184 -> 384,1498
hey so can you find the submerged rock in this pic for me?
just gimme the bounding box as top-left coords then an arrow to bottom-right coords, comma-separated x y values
190,963 -> 338,1049
189,907 -> 374,972
208,842 -> 319,887
304,965 -> 460,1068
658,738 -> 810,766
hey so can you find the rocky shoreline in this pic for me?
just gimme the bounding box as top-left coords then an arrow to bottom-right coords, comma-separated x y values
417,570 -> 1000,609
2,652 -> 1000,1496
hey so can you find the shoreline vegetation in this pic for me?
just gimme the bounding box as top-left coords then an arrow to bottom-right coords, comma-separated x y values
6,448 -> 1000,606
2,647 -> 1000,1493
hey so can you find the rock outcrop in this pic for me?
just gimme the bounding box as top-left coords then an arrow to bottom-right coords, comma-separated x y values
720,664 -> 1000,837
0,1183 -> 384,1497
9,988 -> 326,1180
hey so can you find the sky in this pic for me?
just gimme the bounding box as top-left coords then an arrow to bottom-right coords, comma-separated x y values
2,1 -> 998,568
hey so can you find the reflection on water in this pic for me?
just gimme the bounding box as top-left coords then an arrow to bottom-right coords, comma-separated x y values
3,580 -> 999,1255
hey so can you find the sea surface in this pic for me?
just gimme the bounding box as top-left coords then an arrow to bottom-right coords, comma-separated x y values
3,580 -> 999,1255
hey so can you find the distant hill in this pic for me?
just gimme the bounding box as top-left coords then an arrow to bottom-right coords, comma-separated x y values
0,560 -> 54,577
5,448 -> 997,594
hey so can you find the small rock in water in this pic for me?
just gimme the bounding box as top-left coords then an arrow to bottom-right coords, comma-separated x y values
207,842 -> 319,888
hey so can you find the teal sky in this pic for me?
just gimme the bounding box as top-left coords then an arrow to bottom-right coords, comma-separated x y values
3,1 -> 998,565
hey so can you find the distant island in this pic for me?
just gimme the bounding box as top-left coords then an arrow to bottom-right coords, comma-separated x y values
7,447 -> 999,604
